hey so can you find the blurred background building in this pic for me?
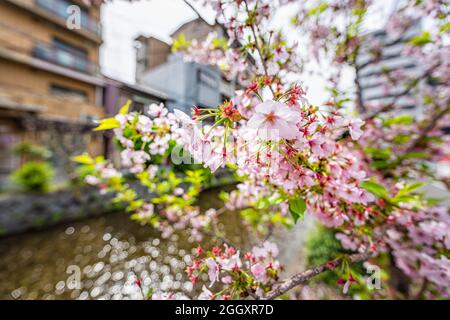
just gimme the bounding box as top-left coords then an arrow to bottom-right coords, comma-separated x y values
356,23 -> 422,114
0,0 -> 105,185
0,1 -> 239,187
356,21 -> 450,131
356,19 -> 450,192
0,0 -> 171,186
135,18 -> 238,113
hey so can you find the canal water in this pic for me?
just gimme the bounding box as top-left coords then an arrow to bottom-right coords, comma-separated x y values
0,190 -> 311,300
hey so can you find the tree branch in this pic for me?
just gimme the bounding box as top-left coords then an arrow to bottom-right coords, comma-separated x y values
354,64 -> 366,113
262,251 -> 374,300
413,279 -> 428,300
243,0 -> 276,97
362,62 -> 440,121
404,105 -> 450,153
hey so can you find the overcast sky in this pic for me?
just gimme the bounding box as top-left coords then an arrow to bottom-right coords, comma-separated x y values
100,0 -> 215,84
100,0 -> 395,105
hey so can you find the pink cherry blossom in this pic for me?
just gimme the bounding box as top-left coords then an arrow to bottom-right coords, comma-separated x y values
251,263 -> 267,282
218,251 -> 242,270
348,118 -> 365,140
148,103 -> 168,117
205,258 -> 220,287
151,292 -> 175,300
246,100 -> 300,140
198,285 -> 215,300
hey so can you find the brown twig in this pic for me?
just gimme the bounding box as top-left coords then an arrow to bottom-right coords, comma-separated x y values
404,105 -> 450,154
262,251 -> 374,300
354,63 -> 367,113
243,0 -> 276,97
362,62 -> 441,122
413,279 -> 428,300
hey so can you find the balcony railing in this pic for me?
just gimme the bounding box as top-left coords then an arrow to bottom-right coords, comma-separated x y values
33,42 -> 99,75
35,0 -> 101,36
0,83 -> 105,121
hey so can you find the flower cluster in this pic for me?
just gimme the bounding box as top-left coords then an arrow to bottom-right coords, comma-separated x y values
77,0 -> 449,300
78,102 -> 224,243
187,242 -> 281,299
172,83 -> 378,235
182,32 -> 247,81
114,103 -> 182,173
385,206 -> 450,297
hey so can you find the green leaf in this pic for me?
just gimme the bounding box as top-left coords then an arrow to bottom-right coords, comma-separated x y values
400,152 -> 429,160
94,117 -> 120,131
289,197 -> 306,223
308,2 -> 328,15
372,160 -> 390,169
72,153 -> 94,165
256,197 -> 270,210
364,147 -> 391,160
268,194 -> 284,205
391,195 -> 423,209
409,31 -> 431,46
396,182 -> 426,197
384,115 -> 414,127
361,181 -> 388,199
146,287 -> 154,300
219,191 -> 230,202
119,100 -> 131,115
212,37 -> 228,49
172,33 -> 191,52
440,21 -> 450,33
425,197 -> 445,206
392,134 -> 411,145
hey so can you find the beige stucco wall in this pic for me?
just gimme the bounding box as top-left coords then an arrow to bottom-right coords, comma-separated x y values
0,2 -> 100,63
0,59 -> 99,108
0,1 -> 105,175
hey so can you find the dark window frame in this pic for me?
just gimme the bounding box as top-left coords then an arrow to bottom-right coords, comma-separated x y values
50,83 -> 88,101
52,37 -> 88,59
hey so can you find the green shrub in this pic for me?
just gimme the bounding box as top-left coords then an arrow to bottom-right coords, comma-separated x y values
305,225 -> 365,291
305,225 -> 343,285
11,161 -> 54,192
14,142 -> 52,161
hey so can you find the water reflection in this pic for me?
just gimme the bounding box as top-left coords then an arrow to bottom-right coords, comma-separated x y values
0,191 -> 309,300
0,212 -> 210,300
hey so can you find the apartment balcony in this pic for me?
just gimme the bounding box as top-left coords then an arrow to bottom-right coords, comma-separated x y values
33,42 -> 99,75
0,84 -> 105,124
0,22 -> 103,84
4,0 -> 102,43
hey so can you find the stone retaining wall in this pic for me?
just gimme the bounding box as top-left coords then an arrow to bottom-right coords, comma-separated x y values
0,171 -> 236,237
0,186 -> 122,237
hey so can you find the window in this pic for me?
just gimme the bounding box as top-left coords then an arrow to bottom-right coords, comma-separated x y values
198,69 -> 218,89
51,37 -> 90,72
50,84 -> 87,101
53,37 -> 88,59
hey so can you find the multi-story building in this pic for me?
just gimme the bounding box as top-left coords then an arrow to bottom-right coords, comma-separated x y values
0,0 -> 106,184
356,22 -> 450,196
135,18 -> 239,113
356,24 -> 422,113
357,23 -> 450,128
